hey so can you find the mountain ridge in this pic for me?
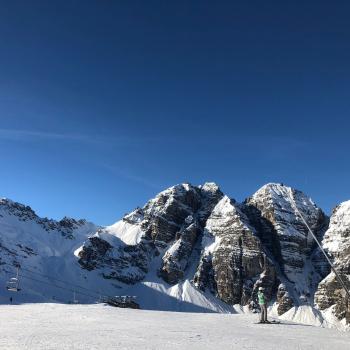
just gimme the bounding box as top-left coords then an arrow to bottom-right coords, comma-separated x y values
0,182 -> 349,328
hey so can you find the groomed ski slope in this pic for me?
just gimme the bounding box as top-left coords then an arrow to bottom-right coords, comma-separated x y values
0,304 -> 349,350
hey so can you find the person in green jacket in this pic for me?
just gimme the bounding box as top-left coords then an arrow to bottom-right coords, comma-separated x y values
257,287 -> 269,323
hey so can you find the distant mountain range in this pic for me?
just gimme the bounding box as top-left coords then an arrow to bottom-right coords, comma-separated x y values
0,183 -> 349,327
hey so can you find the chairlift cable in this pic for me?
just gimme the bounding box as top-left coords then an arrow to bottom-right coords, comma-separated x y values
20,265 -> 102,295
1,261 -> 104,298
18,273 -> 106,300
2,262 -> 113,301
287,188 -> 350,300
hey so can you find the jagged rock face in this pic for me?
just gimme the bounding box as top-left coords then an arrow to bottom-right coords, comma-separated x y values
193,253 -> 216,293
315,201 -> 350,322
160,218 -> 201,284
141,184 -> 202,243
78,236 -> 113,271
78,231 -> 153,284
0,199 -> 38,221
140,183 -> 223,243
77,183 -> 224,285
194,196 -> 277,307
158,183 -> 224,284
245,184 -> 328,305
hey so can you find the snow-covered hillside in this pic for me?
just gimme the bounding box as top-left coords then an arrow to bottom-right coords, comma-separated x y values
0,183 -> 349,329
0,198 -> 115,304
1,304 -> 349,350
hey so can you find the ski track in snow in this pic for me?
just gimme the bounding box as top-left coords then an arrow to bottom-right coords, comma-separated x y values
0,304 -> 349,350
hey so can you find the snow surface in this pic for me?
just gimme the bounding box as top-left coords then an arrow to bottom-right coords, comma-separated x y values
0,303 -> 349,350
105,208 -> 145,245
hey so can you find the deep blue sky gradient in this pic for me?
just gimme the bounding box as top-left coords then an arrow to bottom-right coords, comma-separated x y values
1,1 -> 349,225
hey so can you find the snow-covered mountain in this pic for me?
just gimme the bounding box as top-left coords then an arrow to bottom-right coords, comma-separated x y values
315,200 -> 350,324
0,183 -> 349,328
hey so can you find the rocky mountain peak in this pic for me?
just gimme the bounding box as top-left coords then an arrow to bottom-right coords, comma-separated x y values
0,198 -> 38,221
251,183 -> 311,210
248,183 -> 327,240
155,182 -> 197,198
59,217 -> 87,229
0,197 -> 13,205
199,182 -> 221,194
244,183 -> 329,311
194,194 -> 277,307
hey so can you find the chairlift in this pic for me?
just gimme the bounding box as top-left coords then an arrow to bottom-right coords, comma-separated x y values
6,266 -> 21,292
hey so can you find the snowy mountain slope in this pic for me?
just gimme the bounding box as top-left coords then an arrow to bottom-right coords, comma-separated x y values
1,183 -> 350,328
106,209 -> 144,245
0,198 -> 121,304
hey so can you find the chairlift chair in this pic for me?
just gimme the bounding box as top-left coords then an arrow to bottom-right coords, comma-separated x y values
6,267 -> 21,292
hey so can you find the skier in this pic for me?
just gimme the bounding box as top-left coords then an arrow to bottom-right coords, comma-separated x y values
9,297 -> 13,304
257,287 -> 269,323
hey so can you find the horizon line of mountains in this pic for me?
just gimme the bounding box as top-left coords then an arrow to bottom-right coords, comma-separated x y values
0,182 -> 349,325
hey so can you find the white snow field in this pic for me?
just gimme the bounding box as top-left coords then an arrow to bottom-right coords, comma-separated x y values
0,304 -> 349,350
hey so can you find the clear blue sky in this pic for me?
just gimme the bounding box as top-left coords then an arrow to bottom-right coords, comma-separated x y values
1,1 -> 349,225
